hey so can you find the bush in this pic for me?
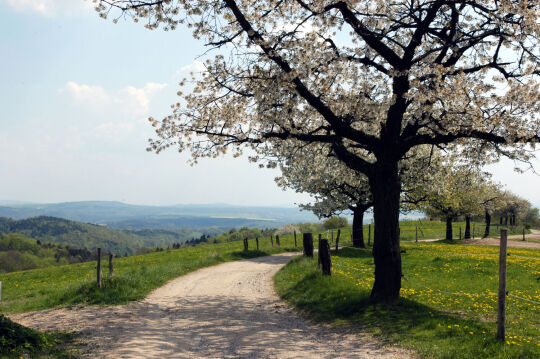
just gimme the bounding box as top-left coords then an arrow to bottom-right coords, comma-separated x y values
323,216 -> 348,230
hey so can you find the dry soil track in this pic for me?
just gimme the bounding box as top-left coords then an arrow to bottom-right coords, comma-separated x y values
11,253 -> 411,358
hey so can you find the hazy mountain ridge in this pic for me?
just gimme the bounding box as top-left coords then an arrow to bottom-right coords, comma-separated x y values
0,201 -> 318,228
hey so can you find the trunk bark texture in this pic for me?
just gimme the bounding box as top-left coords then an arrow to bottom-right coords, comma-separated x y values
484,209 -> 491,238
369,162 -> 401,304
352,208 -> 366,248
446,217 -> 453,240
464,216 -> 471,239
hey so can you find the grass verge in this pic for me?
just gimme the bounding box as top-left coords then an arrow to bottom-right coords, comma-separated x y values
274,243 -> 539,359
0,314 -> 79,358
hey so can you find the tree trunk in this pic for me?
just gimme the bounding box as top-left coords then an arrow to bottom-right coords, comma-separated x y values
369,162 -> 401,304
464,216 -> 471,239
352,208 -> 366,248
504,216 -> 508,226
484,209 -> 491,238
446,216 -> 453,240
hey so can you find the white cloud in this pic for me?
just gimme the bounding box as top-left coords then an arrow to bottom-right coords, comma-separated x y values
63,81 -> 109,104
120,82 -> 167,112
174,60 -> 206,81
179,60 -> 206,73
62,81 -> 167,113
2,0 -> 92,16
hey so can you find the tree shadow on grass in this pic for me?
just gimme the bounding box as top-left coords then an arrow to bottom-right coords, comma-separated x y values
277,259 -> 538,359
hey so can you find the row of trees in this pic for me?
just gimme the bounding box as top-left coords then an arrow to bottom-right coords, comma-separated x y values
99,1 -> 539,304
423,164 -> 538,240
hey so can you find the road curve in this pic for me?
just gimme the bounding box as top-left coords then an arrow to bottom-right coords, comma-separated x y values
11,253 -> 410,358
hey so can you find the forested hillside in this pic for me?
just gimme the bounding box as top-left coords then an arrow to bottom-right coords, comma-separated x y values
0,217 -> 223,255
0,233 -> 96,273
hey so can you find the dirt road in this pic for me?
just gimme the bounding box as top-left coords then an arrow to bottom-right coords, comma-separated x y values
11,253 -> 410,358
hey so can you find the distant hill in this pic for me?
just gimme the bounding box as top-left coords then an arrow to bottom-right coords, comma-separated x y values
0,201 -> 318,229
0,216 -> 223,255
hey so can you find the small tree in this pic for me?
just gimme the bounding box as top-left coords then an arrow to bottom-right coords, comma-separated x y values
275,144 -> 372,247
323,216 -> 348,230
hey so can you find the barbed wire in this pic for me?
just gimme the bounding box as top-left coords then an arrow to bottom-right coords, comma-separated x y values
507,294 -> 540,305
507,254 -> 540,260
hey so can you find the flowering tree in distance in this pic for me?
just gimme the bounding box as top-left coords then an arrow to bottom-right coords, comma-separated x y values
276,143 -> 440,248
97,1 -> 539,303
275,144 -> 372,248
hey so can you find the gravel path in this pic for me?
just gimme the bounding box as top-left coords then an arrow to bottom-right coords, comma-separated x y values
10,253 -> 411,358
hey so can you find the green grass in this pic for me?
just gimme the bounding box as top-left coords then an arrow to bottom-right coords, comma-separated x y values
0,314 -> 79,358
275,243 -> 540,358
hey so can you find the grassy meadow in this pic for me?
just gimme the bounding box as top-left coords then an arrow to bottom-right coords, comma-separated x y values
275,243 -> 540,359
0,220 -> 529,314
0,233 -> 303,314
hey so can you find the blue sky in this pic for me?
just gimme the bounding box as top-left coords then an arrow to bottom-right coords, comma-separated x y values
0,1 -> 538,208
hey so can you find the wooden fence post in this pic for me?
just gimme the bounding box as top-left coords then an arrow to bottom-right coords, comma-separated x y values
276,235 -> 280,247
97,248 -> 102,288
335,229 -> 341,251
319,239 -> 332,276
523,228 -> 526,241
331,230 -> 334,244
109,254 -> 114,277
243,238 -> 249,251
294,230 -> 297,247
303,233 -> 313,257
473,224 -> 475,239
0,281 -> 2,302
415,226 -> 418,243
497,229 -> 508,341
270,235 -> 274,247
459,227 -> 462,240
318,234 -> 322,267
368,224 -> 371,246
256,237 -> 259,250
